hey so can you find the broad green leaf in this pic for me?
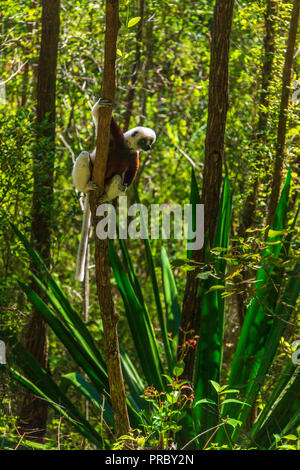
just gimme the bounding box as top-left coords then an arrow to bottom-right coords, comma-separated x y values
109,240 -> 165,391
128,17 -> 141,28
161,246 -> 181,341
194,398 -> 216,407
133,185 -> 174,372
61,372 -> 114,427
210,380 -> 221,393
193,176 -> 232,440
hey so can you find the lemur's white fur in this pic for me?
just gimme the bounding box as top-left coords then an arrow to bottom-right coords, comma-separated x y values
124,127 -> 156,152
72,151 -> 97,193
75,195 -> 91,282
73,99 -> 156,282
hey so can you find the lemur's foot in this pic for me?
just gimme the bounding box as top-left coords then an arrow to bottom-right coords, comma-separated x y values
118,183 -> 127,192
92,99 -> 113,130
97,193 -> 108,205
96,98 -> 113,108
86,181 -> 99,191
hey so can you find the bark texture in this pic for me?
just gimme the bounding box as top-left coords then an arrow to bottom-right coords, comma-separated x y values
202,0 -> 234,247
178,0 -> 234,381
88,0 -> 131,438
239,0 -> 277,239
123,0 -> 144,132
267,0 -> 300,226
139,14 -> 154,126
18,0 -> 60,441
236,0 -> 277,325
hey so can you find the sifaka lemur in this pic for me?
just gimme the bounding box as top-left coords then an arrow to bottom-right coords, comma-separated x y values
72,98 -> 156,281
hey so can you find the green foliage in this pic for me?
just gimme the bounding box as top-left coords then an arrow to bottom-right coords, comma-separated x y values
1,0 -> 299,451
193,176 -> 232,436
4,169 -> 298,450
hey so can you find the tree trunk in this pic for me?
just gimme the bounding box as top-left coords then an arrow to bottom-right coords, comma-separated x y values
123,0 -> 144,132
178,0 -> 234,381
238,0 -> 277,239
88,0 -> 131,439
139,14 -> 154,126
267,0 -> 300,226
18,0 -> 60,442
202,2 -> 234,246
236,0 -> 277,325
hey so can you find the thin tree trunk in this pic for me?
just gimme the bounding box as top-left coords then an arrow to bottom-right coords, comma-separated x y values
123,0 -> 144,132
83,243 -> 90,322
21,61 -> 30,107
178,0 -> 234,381
267,0 -> 300,226
88,0 -> 131,439
238,0 -> 277,239
18,0 -> 60,442
20,17 -> 34,107
202,1 -> 234,246
236,0 -> 277,325
139,15 -> 154,126
83,243 -> 90,424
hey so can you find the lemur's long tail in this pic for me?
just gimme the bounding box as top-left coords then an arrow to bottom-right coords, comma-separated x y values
75,196 -> 91,282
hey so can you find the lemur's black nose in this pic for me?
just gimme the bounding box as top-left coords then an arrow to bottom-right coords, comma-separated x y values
143,144 -> 151,151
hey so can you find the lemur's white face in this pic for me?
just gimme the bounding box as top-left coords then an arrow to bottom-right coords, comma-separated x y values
124,127 -> 156,152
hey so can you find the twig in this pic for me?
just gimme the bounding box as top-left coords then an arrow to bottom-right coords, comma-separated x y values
0,61 -> 28,86
181,422 -> 225,450
58,132 -> 75,162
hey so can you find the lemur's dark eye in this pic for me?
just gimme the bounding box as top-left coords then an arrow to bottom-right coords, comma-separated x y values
132,130 -> 139,137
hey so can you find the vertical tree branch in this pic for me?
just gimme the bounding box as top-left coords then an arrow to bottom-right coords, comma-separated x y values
139,14 -> 154,126
123,0 -> 144,132
82,243 -> 90,322
88,0 -> 131,438
238,0 -> 277,239
178,0 -> 234,381
202,0 -> 234,246
83,243 -> 90,425
236,0 -> 277,326
18,0 -> 60,442
267,0 -> 300,226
